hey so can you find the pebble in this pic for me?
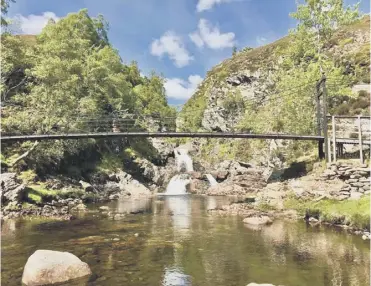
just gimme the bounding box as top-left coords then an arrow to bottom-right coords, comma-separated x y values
134,233 -> 139,237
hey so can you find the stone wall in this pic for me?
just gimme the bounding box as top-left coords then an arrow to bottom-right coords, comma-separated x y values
321,163 -> 370,200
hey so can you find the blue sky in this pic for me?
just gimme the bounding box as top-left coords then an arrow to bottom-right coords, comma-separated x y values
7,0 -> 370,105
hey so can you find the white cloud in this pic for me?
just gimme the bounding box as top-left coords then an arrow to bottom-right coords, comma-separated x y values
197,0 -> 231,12
12,12 -> 60,34
256,36 -> 267,46
189,19 -> 235,50
150,31 -> 193,68
164,75 -> 203,100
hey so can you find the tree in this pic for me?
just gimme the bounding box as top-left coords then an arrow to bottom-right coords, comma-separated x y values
1,9 -> 177,170
1,0 -> 15,27
232,46 -> 237,56
289,0 -> 360,68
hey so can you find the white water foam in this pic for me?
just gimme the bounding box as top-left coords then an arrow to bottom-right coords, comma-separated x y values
164,174 -> 191,195
205,174 -> 218,186
174,149 -> 194,173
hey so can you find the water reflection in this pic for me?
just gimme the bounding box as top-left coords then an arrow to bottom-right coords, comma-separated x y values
166,196 -> 191,237
116,197 -> 152,214
162,196 -> 191,286
162,267 -> 192,286
1,196 -> 370,286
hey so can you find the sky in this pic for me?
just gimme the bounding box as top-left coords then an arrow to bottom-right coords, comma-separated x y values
7,0 -> 370,105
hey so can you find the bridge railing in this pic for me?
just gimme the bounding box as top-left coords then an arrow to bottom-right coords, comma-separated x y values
326,115 -> 371,163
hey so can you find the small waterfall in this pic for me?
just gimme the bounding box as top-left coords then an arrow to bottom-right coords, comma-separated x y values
205,174 -> 218,186
165,174 -> 191,195
175,149 -> 194,172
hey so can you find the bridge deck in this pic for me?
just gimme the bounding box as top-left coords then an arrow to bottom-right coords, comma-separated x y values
1,132 -> 370,145
1,132 -> 324,142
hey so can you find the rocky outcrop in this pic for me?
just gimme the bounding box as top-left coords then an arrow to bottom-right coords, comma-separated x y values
22,250 -> 91,285
0,173 -> 26,204
203,160 -> 267,195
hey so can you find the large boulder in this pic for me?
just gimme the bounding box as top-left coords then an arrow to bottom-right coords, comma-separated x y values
0,173 -> 26,203
148,138 -> 175,161
122,179 -> 152,197
205,161 -> 267,195
22,250 -> 91,285
79,180 -> 94,193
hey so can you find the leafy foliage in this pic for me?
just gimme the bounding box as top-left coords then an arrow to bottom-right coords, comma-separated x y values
1,9 -> 175,174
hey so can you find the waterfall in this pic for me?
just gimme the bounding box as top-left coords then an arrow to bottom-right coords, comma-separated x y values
164,174 -> 191,195
205,174 -> 218,186
175,149 -> 194,172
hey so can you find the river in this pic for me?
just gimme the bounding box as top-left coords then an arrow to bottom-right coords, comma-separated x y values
1,195 -> 370,286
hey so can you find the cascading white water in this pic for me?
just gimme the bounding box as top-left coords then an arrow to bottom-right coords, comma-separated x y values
205,174 -> 218,186
174,149 -> 194,172
162,148 -> 193,195
165,174 -> 191,195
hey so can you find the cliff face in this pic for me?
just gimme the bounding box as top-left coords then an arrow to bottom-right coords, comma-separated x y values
177,16 -> 370,168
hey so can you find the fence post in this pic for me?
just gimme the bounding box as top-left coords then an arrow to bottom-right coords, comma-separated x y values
322,75 -> 329,163
332,116 -> 336,163
358,115 -> 363,164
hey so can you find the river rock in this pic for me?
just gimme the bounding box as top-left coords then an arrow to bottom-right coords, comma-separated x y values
72,203 -> 87,212
99,206 -> 109,211
246,284 -> 278,286
243,216 -> 273,226
22,250 -> 91,285
79,181 -> 94,192
0,173 -> 26,204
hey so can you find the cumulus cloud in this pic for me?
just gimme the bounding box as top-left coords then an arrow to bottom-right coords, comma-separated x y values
256,36 -> 267,46
189,19 -> 235,49
150,31 -> 193,68
164,75 -> 203,100
196,0 -> 231,12
12,12 -> 60,34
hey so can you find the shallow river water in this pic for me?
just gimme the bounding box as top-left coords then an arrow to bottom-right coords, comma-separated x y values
1,195 -> 370,286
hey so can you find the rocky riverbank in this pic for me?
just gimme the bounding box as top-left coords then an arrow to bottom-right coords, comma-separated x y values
206,161 -> 370,239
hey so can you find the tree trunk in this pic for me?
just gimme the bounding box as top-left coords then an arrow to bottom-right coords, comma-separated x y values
10,141 -> 39,166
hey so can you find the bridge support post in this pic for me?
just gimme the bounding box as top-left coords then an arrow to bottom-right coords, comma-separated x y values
316,76 -> 325,160
332,116 -> 336,163
322,75 -> 329,163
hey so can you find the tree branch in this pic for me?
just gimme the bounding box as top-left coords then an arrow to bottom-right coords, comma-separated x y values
10,141 -> 39,167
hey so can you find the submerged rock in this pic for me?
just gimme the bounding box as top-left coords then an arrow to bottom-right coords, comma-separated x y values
22,250 -> 91,285
246,283 -> 279,286
243,216 -> 273,226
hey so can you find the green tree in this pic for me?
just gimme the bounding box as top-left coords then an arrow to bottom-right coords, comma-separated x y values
1,0 -> 15,27
289,0 -> 360,67
232,46 -> 237,56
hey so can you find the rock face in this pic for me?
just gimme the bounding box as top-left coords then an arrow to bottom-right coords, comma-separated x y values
204,160 -> 267,195
177,16 -> 370,168
22,250 -> 91,285
0,173 -> 26,204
